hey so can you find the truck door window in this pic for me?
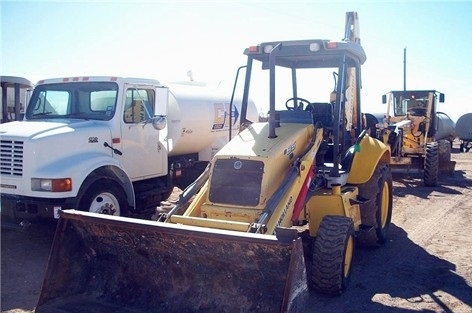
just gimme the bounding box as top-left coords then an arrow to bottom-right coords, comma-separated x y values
123,88 -> 155,123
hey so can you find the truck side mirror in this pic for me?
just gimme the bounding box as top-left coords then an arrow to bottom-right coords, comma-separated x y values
439,93 -> 445,103
153,86 -> 169,130
155,86 -> 169,116
152,115 -> 167,130
382,94 -> 387,104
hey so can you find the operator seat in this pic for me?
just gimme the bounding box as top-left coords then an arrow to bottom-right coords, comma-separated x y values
307,102 -> 334,128
307,103 -> 334,165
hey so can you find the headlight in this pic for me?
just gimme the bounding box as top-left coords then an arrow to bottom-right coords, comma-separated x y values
309,42 -> 321,52
31,178 -> 72,192
263,45 -> 274,53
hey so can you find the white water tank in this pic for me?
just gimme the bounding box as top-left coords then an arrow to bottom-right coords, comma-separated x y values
166,83 -> 259,161
435,112 -> 456,141
455,113 -> 472,141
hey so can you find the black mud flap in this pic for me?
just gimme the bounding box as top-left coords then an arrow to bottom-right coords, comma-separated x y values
36,210 -> 308,313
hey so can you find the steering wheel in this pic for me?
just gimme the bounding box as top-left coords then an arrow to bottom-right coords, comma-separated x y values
407,107 -> 427,116
285,97 -> 311,110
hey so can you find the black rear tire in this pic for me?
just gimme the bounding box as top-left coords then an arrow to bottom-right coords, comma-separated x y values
358,163 -> 393,245
310,215 -> 355,295
374,163 -> 393,244
438,139 -> 452,164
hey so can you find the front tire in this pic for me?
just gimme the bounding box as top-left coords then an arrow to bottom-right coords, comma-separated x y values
310,215 -> 355,295
77,179 -> 128,216
424,142 -> 439,187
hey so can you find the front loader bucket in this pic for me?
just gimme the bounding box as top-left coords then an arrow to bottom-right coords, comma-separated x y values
36,210 -> 308,313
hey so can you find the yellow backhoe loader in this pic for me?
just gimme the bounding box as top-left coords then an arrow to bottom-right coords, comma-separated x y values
36,12 -> 392,313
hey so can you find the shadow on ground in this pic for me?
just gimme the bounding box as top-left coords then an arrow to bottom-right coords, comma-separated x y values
307,223 -> 472,312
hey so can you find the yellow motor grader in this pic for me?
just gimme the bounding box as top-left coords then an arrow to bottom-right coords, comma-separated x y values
36,12 -> 392,313
364,90 -> 455,186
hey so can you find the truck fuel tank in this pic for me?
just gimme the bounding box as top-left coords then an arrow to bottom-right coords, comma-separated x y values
166,84 -> 259,160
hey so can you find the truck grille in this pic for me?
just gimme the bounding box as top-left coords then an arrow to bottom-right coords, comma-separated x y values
0,140 -> 24,176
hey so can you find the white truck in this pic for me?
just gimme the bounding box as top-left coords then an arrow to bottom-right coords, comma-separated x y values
0,76 -> 258,222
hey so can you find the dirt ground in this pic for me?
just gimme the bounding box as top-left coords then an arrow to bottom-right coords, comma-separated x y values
1,143 -> 471,313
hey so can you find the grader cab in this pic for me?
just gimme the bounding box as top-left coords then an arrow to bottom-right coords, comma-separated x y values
365,90 -> 456,186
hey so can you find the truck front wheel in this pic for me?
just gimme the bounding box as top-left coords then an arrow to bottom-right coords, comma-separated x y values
77,179 -> 128,216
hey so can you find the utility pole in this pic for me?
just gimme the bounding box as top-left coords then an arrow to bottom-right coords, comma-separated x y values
403,47 -> 407,91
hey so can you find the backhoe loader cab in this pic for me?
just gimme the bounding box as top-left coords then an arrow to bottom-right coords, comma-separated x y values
371,90 -> 455,186
240,39 -> 366,173
37,12 -> 393,313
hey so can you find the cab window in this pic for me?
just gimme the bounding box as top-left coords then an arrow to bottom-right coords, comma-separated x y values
123,88 -> 155,123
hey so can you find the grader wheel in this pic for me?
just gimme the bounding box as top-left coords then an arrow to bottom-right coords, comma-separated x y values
310,215 -> 355,295
424,142 -> 439,187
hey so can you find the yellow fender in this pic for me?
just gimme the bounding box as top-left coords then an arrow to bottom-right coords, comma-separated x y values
347,134 -> 391,184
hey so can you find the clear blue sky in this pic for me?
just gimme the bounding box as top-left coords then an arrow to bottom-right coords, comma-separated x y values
2,0 -> 471,121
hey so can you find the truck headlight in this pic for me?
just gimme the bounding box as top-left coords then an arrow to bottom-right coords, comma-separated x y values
31,178 -> 72,192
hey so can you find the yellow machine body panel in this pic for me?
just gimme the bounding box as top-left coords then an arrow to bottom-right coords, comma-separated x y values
210,122 -> 316,209
307,186 -> 361,237
177,121 -> 321,233
347,134 -> 391,184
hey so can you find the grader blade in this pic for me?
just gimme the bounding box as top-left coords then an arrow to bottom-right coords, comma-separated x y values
36,210 -> 308,313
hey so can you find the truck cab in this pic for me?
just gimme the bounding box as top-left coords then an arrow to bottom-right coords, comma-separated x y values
0,76 -> 257,222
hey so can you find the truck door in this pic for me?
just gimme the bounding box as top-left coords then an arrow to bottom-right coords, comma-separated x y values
120,86 -> 166,180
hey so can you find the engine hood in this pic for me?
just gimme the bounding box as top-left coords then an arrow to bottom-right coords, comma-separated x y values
0,119 -> 113,181
0,120 -> 100,139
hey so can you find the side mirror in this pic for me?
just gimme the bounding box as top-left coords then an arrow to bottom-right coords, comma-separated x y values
382,94 -> 387,104
439,93 -> 445,103
155,86 -> 169,116
152,115 -> 167,130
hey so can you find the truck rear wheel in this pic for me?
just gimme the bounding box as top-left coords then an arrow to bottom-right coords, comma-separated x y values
310,215 -> 354,295
424,142 -> 439,187
77,179 -> 128,216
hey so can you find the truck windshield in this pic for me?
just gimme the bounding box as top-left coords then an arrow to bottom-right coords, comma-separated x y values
26,82 -> 118,121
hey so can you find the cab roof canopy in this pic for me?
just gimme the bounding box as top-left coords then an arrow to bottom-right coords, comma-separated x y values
244,39 -> 366,69
388,90 -> 443,97
0,76 -> 34,88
